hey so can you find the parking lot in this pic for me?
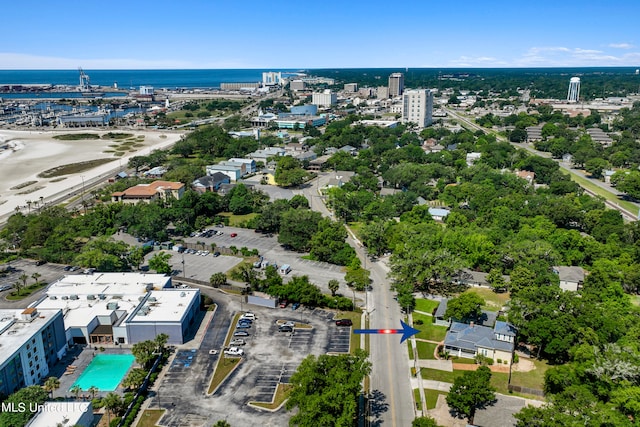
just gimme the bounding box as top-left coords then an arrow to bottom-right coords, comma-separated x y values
154,298 -> 353,426
0,259 -> 76,308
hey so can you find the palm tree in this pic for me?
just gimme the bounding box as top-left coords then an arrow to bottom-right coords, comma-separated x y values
103,392 -> 123,425
209,272 -> 228,288
70,385 -> 82,401
155,333 -> 169,354
122,368 -> 147,391
31,272 -> 42,286
19,273 -> 29,290
87,385 -> 99,400
13,281 -> 23,296
43,376 -> 60,398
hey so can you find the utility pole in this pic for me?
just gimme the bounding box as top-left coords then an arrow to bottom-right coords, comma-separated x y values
80,175 -> 86,214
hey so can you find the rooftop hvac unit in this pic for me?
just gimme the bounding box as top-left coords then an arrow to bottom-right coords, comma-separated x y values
106,302 -> 119,310
138,296 -> 145,301
145,284 -> 153,291
98,294 -> 106,300
180,292 -> 186,297
61,296 -> 69,300
87,295 -> 96,300
49,296 -> 57,300
148,297 -> 157,302
70,295 -> 79,300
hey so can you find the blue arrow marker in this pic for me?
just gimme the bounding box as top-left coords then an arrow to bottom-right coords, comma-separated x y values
354,320 -> 420,343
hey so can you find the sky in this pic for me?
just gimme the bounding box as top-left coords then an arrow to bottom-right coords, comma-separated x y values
2,0 -> 640,69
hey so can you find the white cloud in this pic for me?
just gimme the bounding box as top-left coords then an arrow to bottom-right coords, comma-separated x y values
516,46 -> 640,67
609,43 -> 634,49
447,55 -> 508,67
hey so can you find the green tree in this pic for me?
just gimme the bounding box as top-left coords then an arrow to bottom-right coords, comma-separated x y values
210,272 -> 228,287
274,156 -> 309,187
344,267 -> 370,291
278,209 -> 322,251
87,385 -> 99,400
286,349 -> 371,427
229,262 -> 258,287
328,279 -> 340,296
31,272 -> 41,286
584,158 -> 610,179
122,368 -> 147,391
213,421 -> 232,427
446,366 -> 495,424
70,384 -> 82,401
103,392 -> 123,425
0,385 -> 49,427
444,293 -> 485,321
43,376 -> 60,398
132,340 -> 157,368
148,251 -> 172,274
486,268 -> 506,292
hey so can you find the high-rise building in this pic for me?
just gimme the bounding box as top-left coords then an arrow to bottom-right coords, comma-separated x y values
402,89 -> 433,128
262,72 -> 283,86
312,89 -> 337,107
388,73 -> 405,97
567,77 -> 580,103
0,308 -> 67,397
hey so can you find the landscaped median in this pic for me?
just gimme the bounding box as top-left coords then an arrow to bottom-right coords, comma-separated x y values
207,313 -> 244,395
248,383 -> 293,411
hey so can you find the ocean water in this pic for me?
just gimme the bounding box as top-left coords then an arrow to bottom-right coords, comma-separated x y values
0,69 -> 301,89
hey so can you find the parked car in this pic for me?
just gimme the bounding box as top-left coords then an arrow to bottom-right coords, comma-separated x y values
63,265 -> 73,271
240,312 -> 256,320
281,321 -> 295,328
230,233 -> 237,238
233,330 -> 249,337
229,339 -> 246,346
213,252 -> 220,257
224,347 -> 244,357
291,302 -> 300,310
278,325 -> 293,333
0,284 -> 12,292
279,299 -> 288,308
335,319 -> 353,327
35,260 -> 46,266
236,322 -> 251,329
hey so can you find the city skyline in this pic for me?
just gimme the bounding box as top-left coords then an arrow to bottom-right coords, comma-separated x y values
1,0 -> 639,69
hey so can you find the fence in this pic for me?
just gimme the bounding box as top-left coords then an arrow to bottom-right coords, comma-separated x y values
508,384 -> 545,397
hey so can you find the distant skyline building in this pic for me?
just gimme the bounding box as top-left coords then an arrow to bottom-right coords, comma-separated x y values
262,71 -> 282,86
312,89 -> 337,107
567,77 -> 580,102
388,73 -> 405,97
402,89 -> 433,128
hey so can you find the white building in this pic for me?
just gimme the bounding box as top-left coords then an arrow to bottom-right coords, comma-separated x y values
140,86 -> 154,95
0,308 -> 67,396
262,72 -> 283,86
33,273 -> 200,345
26,402 -> 94,427
312,90 -> 337,107
388,73 -> 405,97
402,89 -> 433,127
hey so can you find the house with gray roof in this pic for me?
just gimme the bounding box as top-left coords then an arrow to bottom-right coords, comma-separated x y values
553,266 -> 585,292
192,172 -> 230,193
444,320 -> 517,365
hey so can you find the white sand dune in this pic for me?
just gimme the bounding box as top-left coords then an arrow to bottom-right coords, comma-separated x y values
0,129 -> 184,221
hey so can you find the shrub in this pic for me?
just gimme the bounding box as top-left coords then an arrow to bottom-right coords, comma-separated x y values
513,353 -> 519,364
414,319 -> 424,325
497,358 -> 502,364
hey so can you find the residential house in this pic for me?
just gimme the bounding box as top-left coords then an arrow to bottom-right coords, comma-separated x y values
434,298 -> 498,328
228,158 -> 257,174
307,154 -> 331,171
466,152 -> 482,166
111,181 -> 185,204
248,147 -> 286,163
206,164 -> 243,182
516,170 -> 535,185
219,161 -> 248,176
191,173 -> 230,193
553,266 -> 585,292
324,171 -> 356,189
444,320 -> 517,365
339,145 -> 358,155
143,166 -> 167,179
428,207 -> 450,221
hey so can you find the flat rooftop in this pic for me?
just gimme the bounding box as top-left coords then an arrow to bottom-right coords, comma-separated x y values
0,309 -> 61,366
26,402 -> 92,427
46,272 -> 171,297
127,289 -> 199,323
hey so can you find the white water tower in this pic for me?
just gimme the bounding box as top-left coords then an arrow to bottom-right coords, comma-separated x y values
567,77 -> 580,103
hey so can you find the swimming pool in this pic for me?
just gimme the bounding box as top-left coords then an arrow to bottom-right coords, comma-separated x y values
71,354 -> 135,391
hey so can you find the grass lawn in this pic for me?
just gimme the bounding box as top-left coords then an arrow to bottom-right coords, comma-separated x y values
462,287 -> 510,311
136,409 -> 164,427
631,295 -> 640,306
413,388 -> 422,411
420,368 -> 464,383
415,298 -> 439,314
338,311 -> 362,354
249,383 -> 292,409
412,313 -> 447,342
38,158 -> 114,178
217,212 -> 258,226
6,282 -> 48,301
510,358 -> 550,391
416,341 -> 438,360
425,390 -> 446,410
490,371 -> 510,394
208,356 -> 242,394
408,342 -> 414,360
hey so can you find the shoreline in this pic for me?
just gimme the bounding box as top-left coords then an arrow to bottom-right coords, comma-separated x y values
0,128 -> 184,221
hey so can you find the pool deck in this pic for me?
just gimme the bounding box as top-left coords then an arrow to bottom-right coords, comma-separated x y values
52,347 -> 136,399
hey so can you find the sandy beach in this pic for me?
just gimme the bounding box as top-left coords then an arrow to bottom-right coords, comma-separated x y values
0,129 -> 184,221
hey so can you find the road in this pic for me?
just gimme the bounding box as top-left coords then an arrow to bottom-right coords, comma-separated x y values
445,107 -> 640,221
297,174 -> 414,426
